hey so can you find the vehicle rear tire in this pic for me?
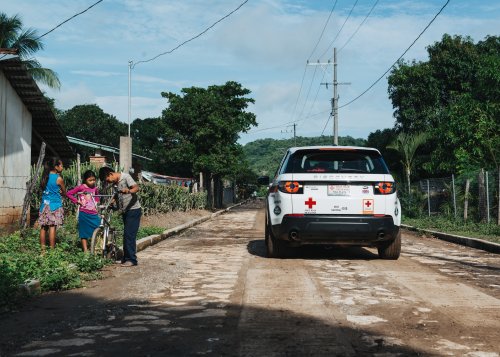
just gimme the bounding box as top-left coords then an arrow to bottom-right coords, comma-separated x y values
267,219 -> 286,258
378,229 -> 401,260
91,227 -> 105,257
265,212 -> 269,247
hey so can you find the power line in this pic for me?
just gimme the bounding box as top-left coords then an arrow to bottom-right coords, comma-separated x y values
298,71 -> 327,130
249,109 -> 331,134
296,66 -> 318,122
338,0 -> 451,110
288,0 -> 338,124
308,0 -> 339,60
318,0 -> 359,60
132,0 -> 248,68
321,115 -> 332,136
336,0 -> 379,55
34,0 -> 104,41
288,65 -> 308,123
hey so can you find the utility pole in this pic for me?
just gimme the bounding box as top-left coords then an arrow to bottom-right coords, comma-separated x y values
308,48 -> 350,145
128,60 -> 132,137
281,123 -> 296,147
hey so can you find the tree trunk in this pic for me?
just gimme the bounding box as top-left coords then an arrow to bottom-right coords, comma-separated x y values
210,176 -> 215,210
407,169 -> 411,196
478,169 -> 486,222
199,172 -> 204,192
464,179 -> 470,221
498,166 -> 500,226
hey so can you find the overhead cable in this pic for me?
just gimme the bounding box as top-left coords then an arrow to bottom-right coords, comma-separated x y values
338,0 -> 451,110
318,0 -> 359,59
288,0 -> 338,124
296,66 -> 318,122
298,71 -> 327,130
249,109 -> 331,133
308,0 -> 339,59
34,0 -> 104,40
321,115 -> 332,136
336,0 -> 379,55
132,0 -> 248,68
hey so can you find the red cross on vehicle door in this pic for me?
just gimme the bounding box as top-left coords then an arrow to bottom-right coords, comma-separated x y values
305,197 -> 316,209
363,199 -> 374,214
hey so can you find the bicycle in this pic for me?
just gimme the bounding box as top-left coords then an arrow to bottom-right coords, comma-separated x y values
90,187 -> 123,259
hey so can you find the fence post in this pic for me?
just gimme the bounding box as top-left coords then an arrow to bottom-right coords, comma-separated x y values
478,169 -> 486,222
427,180 -> 430,217
452,174 -> 456,217
76,154 -> 81,222
21,142 -> 46,228
464,179 -> 470,221
486,171 -> 490,225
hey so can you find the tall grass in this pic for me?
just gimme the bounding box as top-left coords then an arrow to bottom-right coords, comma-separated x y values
30,162 -> 207,215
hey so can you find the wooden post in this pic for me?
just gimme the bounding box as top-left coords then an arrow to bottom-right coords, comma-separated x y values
76,154 -> 81,222
478,169 -> 486,222
199,172 -> 204,192
464,179 -> 470,221
233,176 -> 237,204
21,142 -> 46,228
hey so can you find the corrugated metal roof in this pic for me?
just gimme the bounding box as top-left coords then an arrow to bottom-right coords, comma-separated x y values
0,50 -> 75,159
67,136 -> 151,161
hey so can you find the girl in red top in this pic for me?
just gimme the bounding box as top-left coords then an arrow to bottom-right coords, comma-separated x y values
66,170 -> 100,253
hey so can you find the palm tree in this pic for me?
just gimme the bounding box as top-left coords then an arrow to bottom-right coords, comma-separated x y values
386,132 -> 429,195
0,13 -> 61,90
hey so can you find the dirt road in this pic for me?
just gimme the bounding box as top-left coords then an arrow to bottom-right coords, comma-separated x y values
2,201 -> 500,356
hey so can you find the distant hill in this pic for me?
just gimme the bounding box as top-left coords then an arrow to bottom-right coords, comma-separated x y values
243,135 -> 366,176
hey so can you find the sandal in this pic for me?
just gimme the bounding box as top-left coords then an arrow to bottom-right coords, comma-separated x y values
121,261 -> 136,267
114,260 -> 125,265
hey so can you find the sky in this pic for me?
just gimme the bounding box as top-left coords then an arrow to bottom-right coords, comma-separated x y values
4,0 -> 500,144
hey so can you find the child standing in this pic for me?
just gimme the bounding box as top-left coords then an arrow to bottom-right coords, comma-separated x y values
38,158 -> 66,250
66,170 -> 101,253
99,166 -> 141,267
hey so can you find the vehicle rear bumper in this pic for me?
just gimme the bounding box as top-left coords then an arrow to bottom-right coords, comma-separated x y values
271,215 -> 399,247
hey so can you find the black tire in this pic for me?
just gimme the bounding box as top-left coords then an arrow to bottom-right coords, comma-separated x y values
266,215 -> 286,258
265,210 -> 269,247
378,229 -> 401,260
90,227 -> 105,257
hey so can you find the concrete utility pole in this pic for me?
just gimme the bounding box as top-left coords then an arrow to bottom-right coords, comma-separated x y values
128,60 -> 132,137
281,123 -> 296,147
309,48 -> 350,145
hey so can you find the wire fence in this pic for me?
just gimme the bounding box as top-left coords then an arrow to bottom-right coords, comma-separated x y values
396,169 -> 500,224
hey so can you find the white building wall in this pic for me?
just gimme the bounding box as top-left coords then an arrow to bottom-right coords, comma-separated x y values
0,70 -> 32,227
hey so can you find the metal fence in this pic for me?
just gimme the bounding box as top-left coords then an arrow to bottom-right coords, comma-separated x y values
396,169 -> 500,224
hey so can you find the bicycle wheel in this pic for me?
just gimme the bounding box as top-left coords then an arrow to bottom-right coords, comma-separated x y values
106,229 -> 117,259
90,227 -> 106,257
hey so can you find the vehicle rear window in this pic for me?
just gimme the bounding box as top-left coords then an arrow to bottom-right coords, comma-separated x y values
283,149 -> 389,174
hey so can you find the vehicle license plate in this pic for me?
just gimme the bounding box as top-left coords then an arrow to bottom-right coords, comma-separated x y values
328,185 -> 350,196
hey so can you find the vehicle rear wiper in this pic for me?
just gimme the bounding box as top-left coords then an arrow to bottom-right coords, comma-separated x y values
337,168 -> 366,173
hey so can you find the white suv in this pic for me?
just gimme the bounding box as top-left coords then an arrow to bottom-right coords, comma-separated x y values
262,146 -> 401,259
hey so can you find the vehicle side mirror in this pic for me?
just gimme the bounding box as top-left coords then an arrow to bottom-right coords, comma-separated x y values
258,176 -> 270,185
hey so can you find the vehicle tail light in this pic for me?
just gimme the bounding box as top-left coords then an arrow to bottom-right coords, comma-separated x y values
374,182 -> 396,194
284,214 -> 304,217
278,181 -> 303,194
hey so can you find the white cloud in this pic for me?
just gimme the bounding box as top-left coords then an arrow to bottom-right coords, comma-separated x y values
41,82 -> 96,110
96,95 -> 168,122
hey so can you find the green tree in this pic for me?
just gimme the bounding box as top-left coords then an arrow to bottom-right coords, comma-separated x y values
0,13 -> 60,90
386,132 -> 428,194
58,104 -> 127,161
160,81 -> 257,178
388,34 -> 500,174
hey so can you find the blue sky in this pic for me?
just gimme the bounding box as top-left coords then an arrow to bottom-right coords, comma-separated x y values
4,0 -> 500,144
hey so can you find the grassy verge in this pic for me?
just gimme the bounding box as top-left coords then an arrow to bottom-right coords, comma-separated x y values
0,213 -> 164,309
402,216 -> 500,244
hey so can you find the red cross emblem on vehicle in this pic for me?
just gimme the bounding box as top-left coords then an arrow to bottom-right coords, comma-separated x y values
305,197 -> 316,209
365,201 -> 372,207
